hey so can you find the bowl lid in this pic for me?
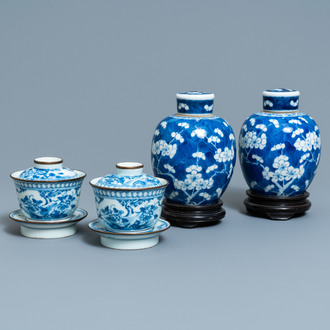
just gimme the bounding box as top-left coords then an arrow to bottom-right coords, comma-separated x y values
93,162 -> 162,189
18,157 -> 79,181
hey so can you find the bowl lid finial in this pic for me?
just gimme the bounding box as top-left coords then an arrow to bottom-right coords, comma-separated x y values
17,156 -> 79,181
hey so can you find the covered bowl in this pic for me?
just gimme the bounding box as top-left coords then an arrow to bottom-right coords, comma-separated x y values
10,157 -> 86,220
90,162 -> 168,232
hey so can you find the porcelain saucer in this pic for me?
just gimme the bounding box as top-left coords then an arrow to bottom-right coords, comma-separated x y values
88,219 -> 170,250
9,208 -> 88,239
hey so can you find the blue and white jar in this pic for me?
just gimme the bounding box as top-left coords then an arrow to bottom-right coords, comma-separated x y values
152,91 -> 236,206
90,162 -> 168,232
10,157 -> 86,220
239,89 -> 321,197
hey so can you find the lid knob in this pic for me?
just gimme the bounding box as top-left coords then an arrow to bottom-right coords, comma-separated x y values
34,157 -> 63,170
116,162 -> 144,176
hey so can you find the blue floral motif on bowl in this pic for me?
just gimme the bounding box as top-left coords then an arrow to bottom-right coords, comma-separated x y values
11,173 -> 85,220
95,174 -> 162,189
19,167 -> 79,181
91,180 -> 168,232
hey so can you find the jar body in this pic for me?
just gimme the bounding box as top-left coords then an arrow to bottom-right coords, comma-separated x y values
239,111 -> 321,196
152,114 -> 236,205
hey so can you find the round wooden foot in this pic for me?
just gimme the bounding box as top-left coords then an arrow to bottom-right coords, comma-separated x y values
161,199 -> 225,228
244,190 -> 311,220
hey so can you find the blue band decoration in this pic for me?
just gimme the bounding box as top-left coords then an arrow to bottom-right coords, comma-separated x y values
263,88 -> 299,111
176,91 -> 214,115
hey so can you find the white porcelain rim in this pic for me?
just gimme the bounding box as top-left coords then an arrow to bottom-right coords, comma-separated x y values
9,208 -> 88,224
176,93 -> 215,101
34,157 -> 63,165
10,169 -> 86,182
90,176 -> 168,191
116,162 -> 143,170
88,218 -> 170,236
263,90 -> 300,97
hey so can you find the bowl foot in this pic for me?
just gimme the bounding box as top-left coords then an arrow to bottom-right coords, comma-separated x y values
100,234 -> 159,250
244,190 -> 311,220
20,223 -> 77,239
161,199 -> 225,228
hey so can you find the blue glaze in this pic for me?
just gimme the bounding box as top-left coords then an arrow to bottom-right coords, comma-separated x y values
90,162 -> 167,232
11,158 -> 85,220
91,183 -> 167,232
12,178 -> 85,220
239,91 -> 321,197
20,167 -> 78,181
152,92 -> 236,206
95,174 -> 162,189
177,91 -> 214,115
263,88 -> 299,111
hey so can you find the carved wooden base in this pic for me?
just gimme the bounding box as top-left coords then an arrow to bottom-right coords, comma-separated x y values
161,199 -> 225,228
244,190 -> 311,220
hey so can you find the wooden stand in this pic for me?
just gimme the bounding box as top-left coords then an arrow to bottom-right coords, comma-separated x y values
244,190 -> 311,220
161,199 -> 225,228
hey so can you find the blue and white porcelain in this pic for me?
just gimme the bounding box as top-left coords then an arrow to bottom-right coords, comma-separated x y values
9,208 -> 88,239
239,89 -> 321,196
19,157 -> 79,181
88,218 -> 170,250
10,157 -> 86,220
90,162 -> 168,232
152,91 -> 236,205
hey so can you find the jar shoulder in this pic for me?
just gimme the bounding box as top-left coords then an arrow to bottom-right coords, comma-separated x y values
154,114 -> 235,135
241,111 -> 319,132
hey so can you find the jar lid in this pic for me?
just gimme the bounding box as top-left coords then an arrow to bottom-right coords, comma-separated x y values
176,91 -> 215,115
93,162 -> 163,189
263,88 -> 300,111
18,157 -> 79,181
